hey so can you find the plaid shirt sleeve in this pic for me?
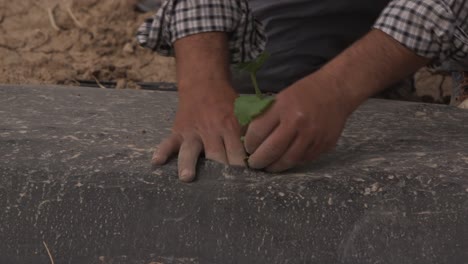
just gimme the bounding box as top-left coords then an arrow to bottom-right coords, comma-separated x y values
136,0 -> 266,63
373,0 -> 468,65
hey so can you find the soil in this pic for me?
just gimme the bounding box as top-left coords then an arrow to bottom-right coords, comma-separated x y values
0,0 -> 453,102
0,0 -> 176,87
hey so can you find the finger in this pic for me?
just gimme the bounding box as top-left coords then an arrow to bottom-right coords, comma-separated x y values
248,124 -> 297,169
223,131 -> 247,166
244,111 -> 279,154
202,134 -> 228,164
152,134 -> 181,165
178,137 -> 203,182
266,137 -> 311,173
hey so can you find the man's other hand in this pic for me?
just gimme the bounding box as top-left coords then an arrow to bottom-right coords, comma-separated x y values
244,29 -> 430,173
244,75 -> 350,172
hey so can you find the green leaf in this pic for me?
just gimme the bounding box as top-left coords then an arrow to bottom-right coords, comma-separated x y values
236,52 -> 270,74
234,95 -> 275,126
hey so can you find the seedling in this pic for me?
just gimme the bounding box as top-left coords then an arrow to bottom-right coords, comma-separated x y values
234,52 -> 275,126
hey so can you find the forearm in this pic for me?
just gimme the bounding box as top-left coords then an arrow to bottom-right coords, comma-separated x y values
174,32 -> 232,95
310,29 -> 430,114
138,0 -> 266,100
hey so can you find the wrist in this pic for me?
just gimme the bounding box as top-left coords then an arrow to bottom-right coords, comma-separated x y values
296,71 -> 358,117
178,79 -> 237,104
317,66 -> 365,115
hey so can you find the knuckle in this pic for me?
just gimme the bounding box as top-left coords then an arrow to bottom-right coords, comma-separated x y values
222,120 -> 240,133
290,111 -> 307,126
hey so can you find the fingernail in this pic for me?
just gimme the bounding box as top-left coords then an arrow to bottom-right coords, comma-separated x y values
179,169 -> 194,182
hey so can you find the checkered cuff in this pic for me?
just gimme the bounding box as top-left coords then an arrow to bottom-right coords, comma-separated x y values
136,0 -> 267,63
373,0 -> 468,65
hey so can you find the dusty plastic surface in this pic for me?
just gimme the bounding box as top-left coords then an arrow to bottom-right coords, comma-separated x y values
0,85 -> 467,264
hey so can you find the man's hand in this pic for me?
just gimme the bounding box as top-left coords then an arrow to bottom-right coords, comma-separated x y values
151,32 -> 246,182
153,81 -> 245,182
244,29 -> 430,172
244,75 -> 350,172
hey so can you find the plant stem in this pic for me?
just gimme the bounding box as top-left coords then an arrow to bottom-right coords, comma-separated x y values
250,72 -> 262,98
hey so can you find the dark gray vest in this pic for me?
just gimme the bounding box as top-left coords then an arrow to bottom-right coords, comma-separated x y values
233,0 -> 391,93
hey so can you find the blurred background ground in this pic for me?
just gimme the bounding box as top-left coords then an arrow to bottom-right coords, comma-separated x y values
0,0 -> 452,102
0,0 -> 176,88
